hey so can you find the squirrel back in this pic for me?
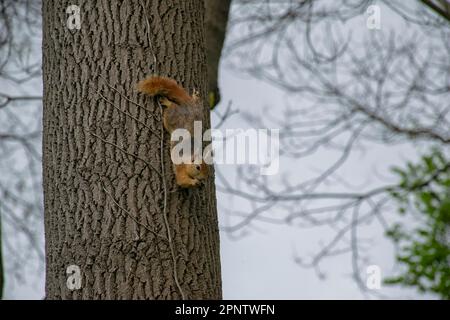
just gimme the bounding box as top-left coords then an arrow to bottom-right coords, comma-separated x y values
137,75 -> 203,134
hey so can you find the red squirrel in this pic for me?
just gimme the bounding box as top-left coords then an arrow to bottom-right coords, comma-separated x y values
137,76 -> 209,188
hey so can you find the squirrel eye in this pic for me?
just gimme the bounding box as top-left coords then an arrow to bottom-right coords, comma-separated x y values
196,165 -> 201,171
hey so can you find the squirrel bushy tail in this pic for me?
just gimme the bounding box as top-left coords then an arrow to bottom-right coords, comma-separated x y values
137,76 -> 192,105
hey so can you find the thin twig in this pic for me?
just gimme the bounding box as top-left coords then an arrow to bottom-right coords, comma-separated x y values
98,75 -> 151,113
157,99 -> 186,300
213,100 -> 238,128
139,0 -> 158,71
138,0 -> 184,299
95,88 -> 161,137
101,182 -> 167,241
83,128 -> 162,177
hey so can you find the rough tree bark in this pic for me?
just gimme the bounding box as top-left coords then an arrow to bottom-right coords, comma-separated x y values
43,0 -> 222,299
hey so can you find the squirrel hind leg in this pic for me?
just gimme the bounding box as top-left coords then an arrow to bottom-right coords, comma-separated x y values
158,96 -> 173,108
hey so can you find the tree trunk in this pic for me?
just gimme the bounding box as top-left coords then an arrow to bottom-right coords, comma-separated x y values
205,0 -> 232,108
42,0 -> 222,299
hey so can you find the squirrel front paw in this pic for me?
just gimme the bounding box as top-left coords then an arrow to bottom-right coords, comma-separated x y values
176,176 -> 200,188
192,88 -> 201,103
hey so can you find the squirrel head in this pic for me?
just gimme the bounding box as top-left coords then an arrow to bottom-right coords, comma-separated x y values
186,161 -> 209,181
